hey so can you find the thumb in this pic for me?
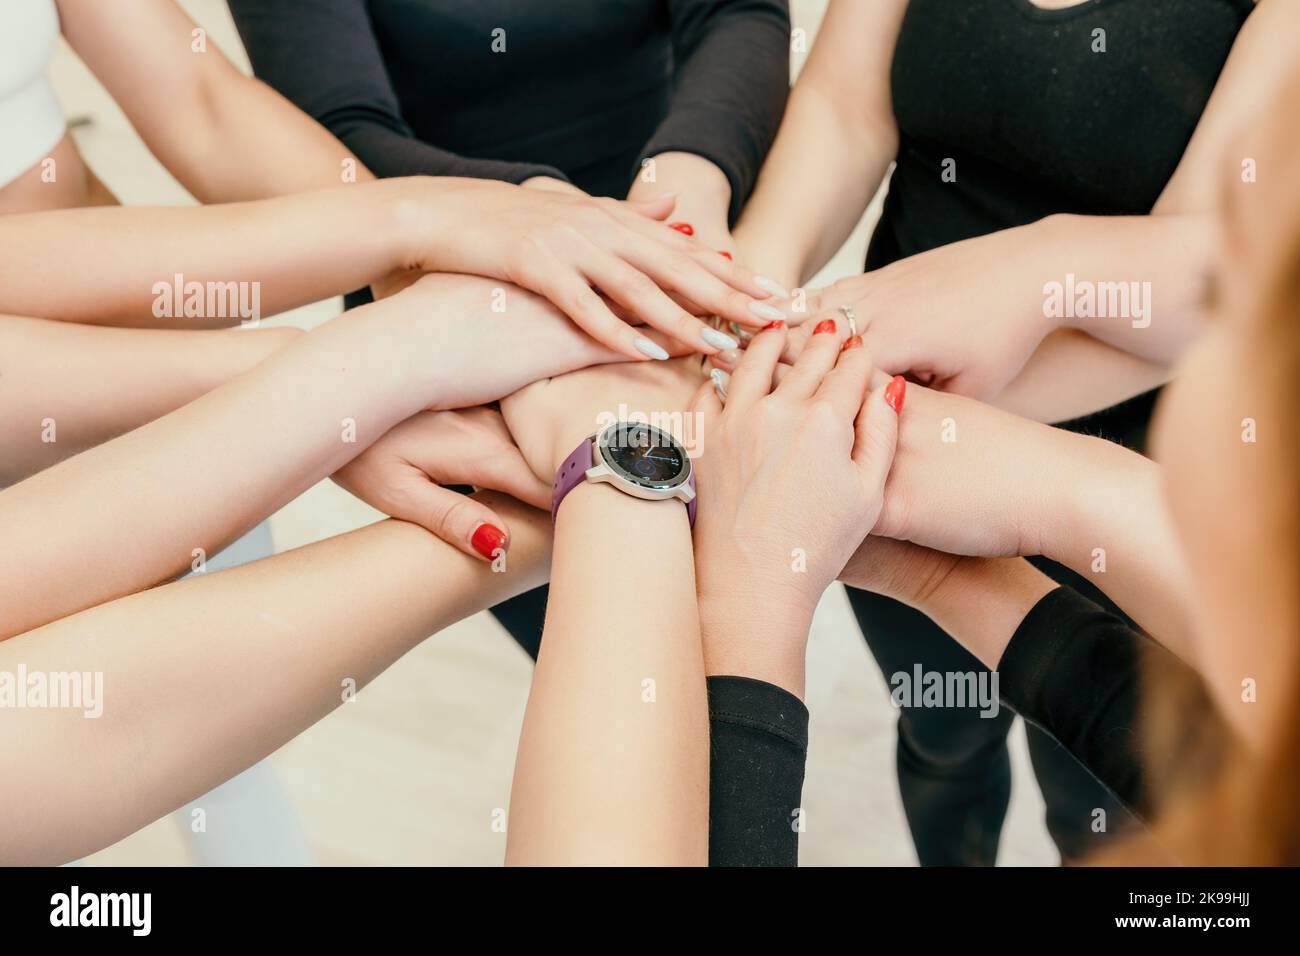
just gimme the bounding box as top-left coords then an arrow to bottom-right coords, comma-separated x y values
470,449 -> 553,512
625,193 -> 677,221
853,375 -> 905,502
387,474 -> 513,563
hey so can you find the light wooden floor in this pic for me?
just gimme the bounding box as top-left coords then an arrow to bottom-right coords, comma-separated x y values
64,0 -> 1055,866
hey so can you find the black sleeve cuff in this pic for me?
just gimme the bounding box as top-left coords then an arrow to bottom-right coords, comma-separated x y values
707,675 -> 808,866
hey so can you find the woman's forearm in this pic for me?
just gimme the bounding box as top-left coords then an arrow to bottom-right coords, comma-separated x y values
1034,212 -> 1215,363
992,327 -> 1169,424
506,481 -> 707,866
1043,437 -> 1195,659
732,0 -> 908,287
0,495 -> 550,865
0,270 -> 645,641
0,181 -> 423,327
57,0 -> 374,202
0,294 -> 440,639
734,81 -> 895,288
0,316 -> 301,485
852,553 -> 1058,670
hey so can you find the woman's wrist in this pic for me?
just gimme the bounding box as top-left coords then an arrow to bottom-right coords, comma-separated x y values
698,587 -> 815,699
731,224 -> 803,292
1038,432 -> 1150,571
628,151 -> 732,214
914,557 -> 1058,669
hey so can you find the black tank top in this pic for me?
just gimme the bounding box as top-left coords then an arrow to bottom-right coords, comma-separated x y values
870,0 -> 1254,269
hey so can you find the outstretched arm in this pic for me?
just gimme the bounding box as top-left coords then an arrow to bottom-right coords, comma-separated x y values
56,0 -> 372,200
0,315 -> 300,484
0,275 -> 660,640
501,362 -> 707,865
733,0 -> 908,288
0,494 -> 549,866
868,378 -> 1195,659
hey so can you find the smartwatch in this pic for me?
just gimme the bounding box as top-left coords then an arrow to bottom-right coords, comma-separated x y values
552,421 -> 696,526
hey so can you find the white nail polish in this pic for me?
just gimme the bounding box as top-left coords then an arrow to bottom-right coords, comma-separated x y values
710,368 -> 730,402
702,327 -> 738,350
634,336 -> 670,360
754,275 -> 791,299
749,301 -> 786,322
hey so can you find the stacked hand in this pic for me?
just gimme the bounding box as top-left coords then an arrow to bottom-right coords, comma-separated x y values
333,406 -> 550,562
715,227 -> 1055,400
405,177 -> 787,360
690,321 -> 904,628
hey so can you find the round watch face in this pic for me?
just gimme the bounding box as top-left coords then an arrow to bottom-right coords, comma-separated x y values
597,422 -> 689,490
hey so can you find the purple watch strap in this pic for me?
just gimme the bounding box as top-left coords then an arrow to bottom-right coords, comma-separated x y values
551,435 -> 696,526
551,437 -> 596,522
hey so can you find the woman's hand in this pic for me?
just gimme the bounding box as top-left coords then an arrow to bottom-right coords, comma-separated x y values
402,177 -> 784,360
626,151 -> 743,264
332,407 -> 551,562
358,272 -> 694,419
771,224 -> 1058,398
499,358 -> 703,483
690,322 -> 904,694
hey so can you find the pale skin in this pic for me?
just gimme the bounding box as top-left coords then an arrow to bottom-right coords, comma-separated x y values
845,76 -> 1300,755
731,0 -> 1297,420
500,360 -> 708,865
0,274 -> 681,639
0,493 -> 551,866
0,175 -> 773,353
711,319 -> 1196,660
0,315 -> 301,484
501,325 -> 901,862
691,325 -> 901,699
1,0 -> 775,353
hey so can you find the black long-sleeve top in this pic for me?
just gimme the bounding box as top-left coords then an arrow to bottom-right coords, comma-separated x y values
998,586 -> 1224,821
227,0 -> 790,222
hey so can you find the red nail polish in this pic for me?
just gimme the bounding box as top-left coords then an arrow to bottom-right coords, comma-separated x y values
813,319 -> 837,335
717,250 -> 733,260
843,335 -> 863,351
884,375 -> 906,414
668,222 -> 694,236
471,523 -> 507,560
764,319 -> 785,330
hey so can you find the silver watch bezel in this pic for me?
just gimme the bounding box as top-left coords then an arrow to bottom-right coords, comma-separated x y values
587,421 -> 695,503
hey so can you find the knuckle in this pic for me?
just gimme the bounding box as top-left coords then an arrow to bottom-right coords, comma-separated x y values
433,495 -> 476,543
806,398 -> 841,430
619,271 -> 661,300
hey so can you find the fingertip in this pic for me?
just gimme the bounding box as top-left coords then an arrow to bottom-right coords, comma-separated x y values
470,522 -> 508,561
884,375 -> 907,414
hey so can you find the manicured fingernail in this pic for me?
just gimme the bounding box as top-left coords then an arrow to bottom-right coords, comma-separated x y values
710,368 -> 730,402
668,222 -> 694,235
702,327 -> 739,350
813,319 -> 837,335
763,319 -> 785,331
717,250 -> 733,260
749,301 -> 785,322
842,335 -> 863,351
634,336 -> 670,360
714,348 -> 742,367
754,275 -> 791,299
471,523 -> 507,560
884,375 -> 906,414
